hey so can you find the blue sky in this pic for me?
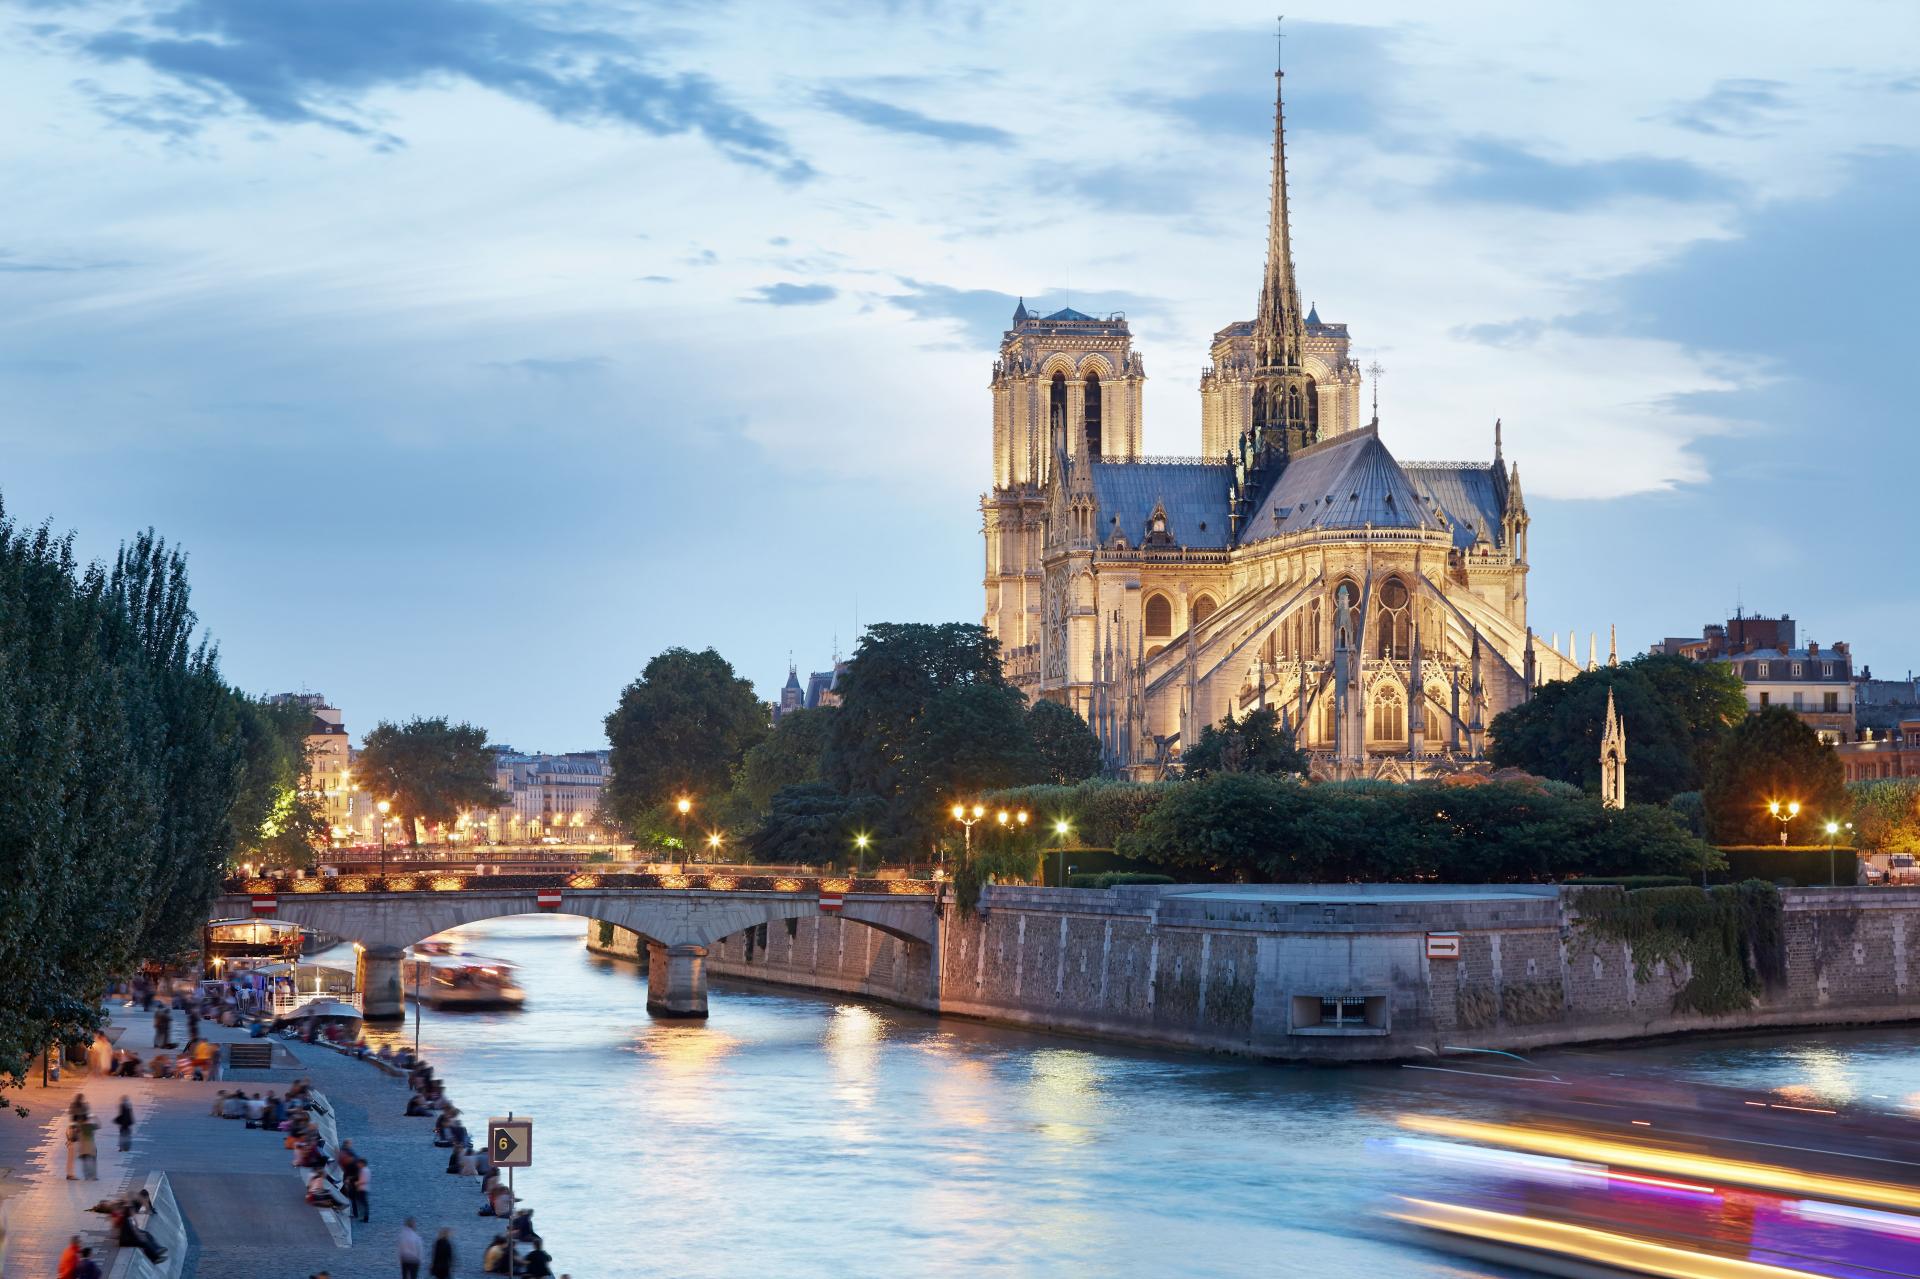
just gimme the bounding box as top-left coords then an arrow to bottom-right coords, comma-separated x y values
4,1 -> 1916,748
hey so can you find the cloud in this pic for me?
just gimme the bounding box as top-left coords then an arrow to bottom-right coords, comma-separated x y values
1664,78 -> 1791,136
814,88 -> 1013,147
1033,161 -> 1204,216
483,356 -> 611,378
747,282 -> 837,306
1453,317 -> 1549,349
0,248 -> 129,272
1431,138 -> 1741,210
65,0 -> 809,177
1137,22 -> 1399,139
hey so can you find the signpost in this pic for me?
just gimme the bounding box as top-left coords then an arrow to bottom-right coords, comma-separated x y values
488,1114 -> 532,1276
1426,932 -> 1462,961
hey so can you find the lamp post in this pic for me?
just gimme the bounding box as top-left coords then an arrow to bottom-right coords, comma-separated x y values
1768,799 -> 1800,848
706,830 -> 724,866
675,796 -> 692,868
949,803 -> 986,864
853,832 -> 870,878
377,799 -> 392,877
1825,820 -> 1840,887
1053,818 -> 1073,888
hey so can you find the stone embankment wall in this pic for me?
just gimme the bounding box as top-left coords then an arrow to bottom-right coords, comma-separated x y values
594,885 -> 1920,1061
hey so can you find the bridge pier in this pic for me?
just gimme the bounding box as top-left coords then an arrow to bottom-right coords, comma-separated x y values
645,943 -> 708,1019
357,944 -> 407,1021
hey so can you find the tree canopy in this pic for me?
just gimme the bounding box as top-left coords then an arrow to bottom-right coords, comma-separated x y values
720,706 -> 836,830
0,510 -> 256,1100
1702,706 -> 1849,844
1183,706 -> 1307,779
357,717 -> 506,846
1488,654 -> 1747,803
1028,700 -> 1104,784
746,783 -> 884,867
230,695 -> 327,868
604,647 -> 767,839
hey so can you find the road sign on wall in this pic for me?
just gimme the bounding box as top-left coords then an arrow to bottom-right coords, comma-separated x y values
488,1117 -> 533,1167
1426,933 -> 1462,960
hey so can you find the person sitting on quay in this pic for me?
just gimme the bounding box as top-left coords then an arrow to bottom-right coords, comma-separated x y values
286,1077 -> 312,1106
482,1235 -> 512,1274
145,1053 -> 175,1079
260,1092 -> 285,1131
110,1201 -> 167,1265
209,1089 -> 229,1117
244,1092 -> 266,1126
220,1091 -> 248,1120
404,1091 -> 431,1116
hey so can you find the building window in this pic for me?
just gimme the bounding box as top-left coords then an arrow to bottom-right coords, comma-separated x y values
1084,371 -> 1103,458
1376,577 -> 1411,658
1192,594 -> 1218,626
1144,593 -> 1173,638
1759,691 -> 1770,707
1823,662 -> 1834,677
1792,662 -> 1803,677
1757,661 -> 1770,678
1793,692 -> 1805,710
1825,692 -> 1839,713
1370,687 -> 1405,741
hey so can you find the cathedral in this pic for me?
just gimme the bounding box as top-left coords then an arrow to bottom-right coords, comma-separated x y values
980,58 -> 1585,780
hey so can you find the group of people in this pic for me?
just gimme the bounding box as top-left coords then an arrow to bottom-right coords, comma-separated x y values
80,1188 -> 168,1268
401,1057 -> 564,1277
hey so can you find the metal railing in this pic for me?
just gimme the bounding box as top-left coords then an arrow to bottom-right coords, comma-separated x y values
269,990 -> 362,1016
225,872 -> 940,897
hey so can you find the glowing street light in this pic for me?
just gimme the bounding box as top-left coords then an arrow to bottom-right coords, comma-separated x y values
853,832 -> 871,876
1052,817 -> 1074,887
707,831 -> 725,865
377,799 -> 393,876
1767,799 -> 1801,848
949,803 -> 987,862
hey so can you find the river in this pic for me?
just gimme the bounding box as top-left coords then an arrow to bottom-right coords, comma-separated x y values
360,914 -> 1920,1278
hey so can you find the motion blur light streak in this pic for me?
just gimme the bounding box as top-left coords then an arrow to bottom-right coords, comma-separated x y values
1792,1199 -> 1920,1240
1400,1115 -> 1920,1212
1388,1198 -> 1825,1278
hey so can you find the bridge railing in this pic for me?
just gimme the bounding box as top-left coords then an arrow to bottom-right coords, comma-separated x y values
223,872 -> 940,897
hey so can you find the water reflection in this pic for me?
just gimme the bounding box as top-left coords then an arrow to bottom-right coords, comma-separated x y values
362,915 -> 1920,1279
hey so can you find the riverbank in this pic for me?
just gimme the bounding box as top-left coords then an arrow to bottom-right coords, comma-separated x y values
598,882 -> 1920,1063
0,1003 -> 538,1279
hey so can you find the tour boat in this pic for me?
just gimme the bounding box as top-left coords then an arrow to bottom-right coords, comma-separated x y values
402,943 -> 526,1010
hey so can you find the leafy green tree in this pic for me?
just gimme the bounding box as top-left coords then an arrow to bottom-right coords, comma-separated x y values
230,695 -> 327,868
822,622 -> 1045,855
1703,706 -> 1850,845
1488,655 -> 1746,803
747,784 -> 884,866
721,707 -> 836,829
604,647 -> 768,838
357,717 -> 507,846
1183,706 -> 1307,778
1028,700 -> 1103,784
1851,779 -> 1920,852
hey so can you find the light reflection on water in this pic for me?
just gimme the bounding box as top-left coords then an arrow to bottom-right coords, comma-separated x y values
355,915 -> 1920,1279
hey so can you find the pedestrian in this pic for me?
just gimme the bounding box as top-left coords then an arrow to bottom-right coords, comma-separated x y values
397,1217 -> 422,1279
65,1117 -> 80,1179
522,1243 -> 554,1277
72,1246 -> 101,1279
114,1097 -> 135,1151
76,1111 -> 99,1180
58,1235 -> 81,1279
185,1008 -> 198,1045
350,1154 -> 371,1223
430,1228 -> 455,1279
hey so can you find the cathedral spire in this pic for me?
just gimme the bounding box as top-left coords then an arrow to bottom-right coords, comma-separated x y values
1250,19 -> 1314,459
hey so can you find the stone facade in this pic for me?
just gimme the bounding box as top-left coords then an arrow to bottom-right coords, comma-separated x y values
696,884 -> 1920,1061
980,61 -> 1583,781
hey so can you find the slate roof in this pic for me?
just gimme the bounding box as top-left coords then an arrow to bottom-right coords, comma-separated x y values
1405,464 -> 1506,550
1044,306 -> 1097,321
1088,460 -> 1232,550
1238,426 -> 1445,545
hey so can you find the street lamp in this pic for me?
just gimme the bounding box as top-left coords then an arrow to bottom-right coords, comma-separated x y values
949,803 -> 987,864
1767,799 -> 1801,848
675,796 -> 692,868
706,830 -> 724,865
853,832 -> 870,877
1052,818 -> 1073,887
377,799 -> 392,877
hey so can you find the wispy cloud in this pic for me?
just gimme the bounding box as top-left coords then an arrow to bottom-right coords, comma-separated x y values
64,0 -> 810,177
483,356 -> 612,379
1431,138 -> 1740,210
1664,78 -> 1791,136
747,282 -> 837,306
0,248 -> 129,272
815,88 -> 1013,147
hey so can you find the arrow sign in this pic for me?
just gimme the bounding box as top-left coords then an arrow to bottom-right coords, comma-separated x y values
488,1117 -> 532,1168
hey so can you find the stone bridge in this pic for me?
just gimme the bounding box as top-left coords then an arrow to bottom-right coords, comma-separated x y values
214,871 -> 942,1020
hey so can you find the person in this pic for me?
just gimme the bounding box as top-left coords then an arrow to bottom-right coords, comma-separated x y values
58,1235 -> 80,1279
75,1111 -> 99,1180
221,1092 -> 247,1120
429,1228 -> 455,1279
112,1203 -> 167,1264
404,1092 -> 431,1116
193,1035 -> 218,1081
115,1097 -> 135,1151
398,1217 -> 423,1279
522,1243 -> 554,1278
209,1089 -> 228,1117
153,1006 -> 171,1048
65,1116 -> 81,1179
482,1235 -> 510,1275
185,1007 -> 198,1045
72,1246 -> 101,1279
351,1156 -> 371,1223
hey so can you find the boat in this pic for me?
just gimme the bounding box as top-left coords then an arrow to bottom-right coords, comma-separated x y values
402,943 -> 526,1010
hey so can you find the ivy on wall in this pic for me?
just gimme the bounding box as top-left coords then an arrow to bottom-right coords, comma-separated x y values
596,920 -> 615,948
1571,881 -> 1784,1017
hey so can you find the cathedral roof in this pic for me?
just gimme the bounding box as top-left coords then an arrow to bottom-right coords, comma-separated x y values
1239,426 -> 1445,544
1405,463 -> 1507,550
1043,306 -> 1097,321
1088,460 -> 1231,550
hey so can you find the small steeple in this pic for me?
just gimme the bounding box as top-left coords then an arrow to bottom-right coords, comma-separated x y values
1608,624 -> 1618,667
1600,687 -> 1627,809
1306,301 -> 1320,326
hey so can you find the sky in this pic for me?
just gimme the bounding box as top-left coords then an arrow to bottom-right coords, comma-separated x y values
3,0 -> 1917,750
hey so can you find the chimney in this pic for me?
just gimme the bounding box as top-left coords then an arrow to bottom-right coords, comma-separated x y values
1809,641 -> 1819,657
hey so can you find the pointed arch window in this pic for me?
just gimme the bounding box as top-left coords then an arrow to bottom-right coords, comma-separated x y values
1371,686 -> 1405,742
1377,578 -> 1411,659
1144,593 -> 1173,638
1085,371 -> 1103,458
1191,594 -> 1218,626
1049,372 -> 1068,454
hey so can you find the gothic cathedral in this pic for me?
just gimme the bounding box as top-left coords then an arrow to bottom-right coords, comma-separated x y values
980,57 -> 1585,780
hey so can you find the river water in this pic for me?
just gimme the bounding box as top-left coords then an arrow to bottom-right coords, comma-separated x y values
365,914 -> 1920,1279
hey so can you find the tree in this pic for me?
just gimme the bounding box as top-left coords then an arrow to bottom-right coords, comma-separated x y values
747,784 -> 884,866
1851,779 -> 1920,852
822,622 -> 1046,855
357,718 -> 507,846
721,707 -> 836,830
230,695 -> 327,868
1028,701 -> 1103,784
1488,655 -> 1746,803
1703,706 -> 1849,845
1183,706 -> 1307,778
604,648 -> 767,838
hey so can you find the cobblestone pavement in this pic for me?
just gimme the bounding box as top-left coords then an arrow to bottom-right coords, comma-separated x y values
3,1003 -> 530,1279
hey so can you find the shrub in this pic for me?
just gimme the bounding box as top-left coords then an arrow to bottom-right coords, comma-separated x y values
1065,872 -> 1176,889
